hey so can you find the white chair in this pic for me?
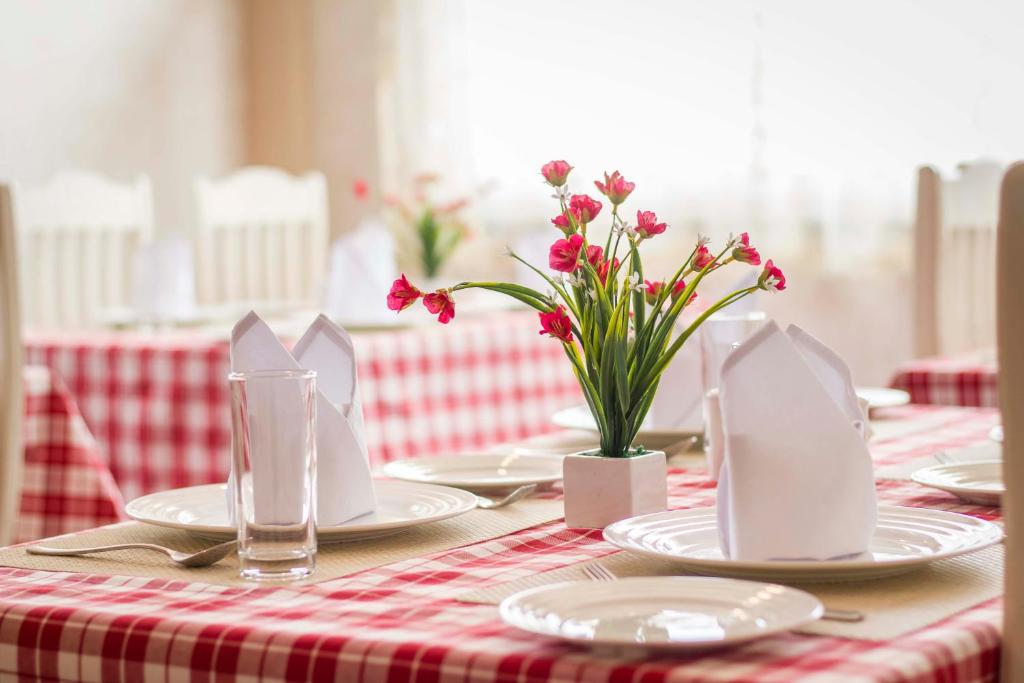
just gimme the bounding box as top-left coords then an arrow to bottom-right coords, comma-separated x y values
0,186 -> 23,545
193,167 -> 329,309
913,161 -> 1002,357
998,162 -> 1024,681
12,171 -> 154,329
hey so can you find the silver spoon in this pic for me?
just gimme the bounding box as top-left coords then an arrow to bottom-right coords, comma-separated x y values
476,483 -> 538,509
26,540 -> 237,568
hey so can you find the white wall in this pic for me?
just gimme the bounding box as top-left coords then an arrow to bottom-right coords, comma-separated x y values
0,0 -> 245,234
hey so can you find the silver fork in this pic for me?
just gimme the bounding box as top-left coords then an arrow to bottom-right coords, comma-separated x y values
26,540 -> 237,568
582,561 -> 864,623
475,484 -> 538,509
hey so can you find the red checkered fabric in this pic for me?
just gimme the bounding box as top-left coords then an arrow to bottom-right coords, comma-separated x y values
24,312 -> 582,502
0,405 -> 1003,682
16,366 -> 125,543
890,349 -> 998,407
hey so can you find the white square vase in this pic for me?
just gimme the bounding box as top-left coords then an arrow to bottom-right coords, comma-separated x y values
562,450 -> 667,529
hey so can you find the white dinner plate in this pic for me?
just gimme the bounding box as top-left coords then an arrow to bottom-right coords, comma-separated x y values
126,480 -> 477,542
912,461 -> 1004,506
381,453 -> 563,492
856,387 -> 911,409
551,405 -> 700,440
499,577 -> 822,652
603,505 -> 1003,582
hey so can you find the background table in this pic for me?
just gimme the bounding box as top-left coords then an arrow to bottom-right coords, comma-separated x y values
889,348 -> 998,407
0,404 -> 1003,682
25,311 -> 581,502
16,366 -> 124,544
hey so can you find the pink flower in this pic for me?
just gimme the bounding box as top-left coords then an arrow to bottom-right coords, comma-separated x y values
594,171 -> 635,205
693,244 -> 716,270
569,194 -> 603,225
758,259 -> 786,292
387,274 -> 422,312
635,210 -> 667,239
585,244 -> 604,268
423,289 -> 456,323
541,160 -> 573,187
644,279 -> 664,305
671,280 -> 697,306
551,213 -> 575,235
549,234 -> 585,272
538,305 -> 573,343
731,232 -> 761,265
353,178 -> 370,200
597,256 -> 619,284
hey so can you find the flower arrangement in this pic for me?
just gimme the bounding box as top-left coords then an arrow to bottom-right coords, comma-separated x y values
384,173 -> 473,279
387,161 -> 786,458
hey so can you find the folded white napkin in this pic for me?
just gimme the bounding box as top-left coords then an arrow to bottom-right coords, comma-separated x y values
131,237 -> 196,323
716,321 -> 876,561
229,312 -> 376,526
324,218 -> 398,322
646,332 -> 702,431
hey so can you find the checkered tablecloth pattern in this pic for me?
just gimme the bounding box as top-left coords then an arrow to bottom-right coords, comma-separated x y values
16,366 -> 125,544
0,405 -> 1004,682
24,311 -> 582,502
889,349 -> 999,408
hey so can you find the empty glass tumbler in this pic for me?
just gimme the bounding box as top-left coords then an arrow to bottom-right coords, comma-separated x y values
229,369 -> 317,581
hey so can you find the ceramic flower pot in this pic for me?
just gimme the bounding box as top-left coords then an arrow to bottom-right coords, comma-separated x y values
562,450 -> 667,529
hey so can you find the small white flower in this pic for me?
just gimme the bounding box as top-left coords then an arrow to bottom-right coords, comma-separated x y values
697,233 -> 711,247
587,287 -> 597,300
567,271 -> 586,288
626,272 -> 644,292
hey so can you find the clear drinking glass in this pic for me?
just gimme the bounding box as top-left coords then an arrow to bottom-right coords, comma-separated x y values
699,311 -> 767,473
229,369 -> 317,581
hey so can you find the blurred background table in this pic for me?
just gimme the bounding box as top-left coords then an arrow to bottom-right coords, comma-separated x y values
24,310 -> 581,502
889,349 -> 998,408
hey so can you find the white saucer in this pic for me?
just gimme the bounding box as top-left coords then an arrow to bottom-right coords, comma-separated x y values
912,461 -> 1004,506
603,505 -> 1002,582
126,480 -> 477,542
856,387 -> 910,409
499,577 -> 822,652
551,405 -> 700,440
381,453 -> 563,492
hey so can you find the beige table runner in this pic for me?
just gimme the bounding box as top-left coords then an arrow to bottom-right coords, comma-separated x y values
458,545 -> 1004,641
0,497 -> 564,587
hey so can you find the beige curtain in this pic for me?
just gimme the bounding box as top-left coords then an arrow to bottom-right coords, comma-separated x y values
0,186 -> 23,546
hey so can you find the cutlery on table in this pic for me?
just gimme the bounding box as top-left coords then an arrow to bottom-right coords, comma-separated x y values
581,561 -> 865,623
26,540 -> 237,568
934,451 -> 956,465
476,484 -> 538,509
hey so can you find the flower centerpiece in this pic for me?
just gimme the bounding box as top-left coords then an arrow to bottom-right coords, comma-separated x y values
387,161 -> 786,527
384,173 -> 473,281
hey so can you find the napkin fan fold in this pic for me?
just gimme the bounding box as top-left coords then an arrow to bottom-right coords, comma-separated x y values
229,312 -> 376,526
716,321 -> 876,561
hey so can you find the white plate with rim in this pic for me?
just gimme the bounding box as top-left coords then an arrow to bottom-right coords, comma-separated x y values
499,577 -> 822,652
381,453 -> 563,492
126,480 -> 477,543
603,505 -> 1002,582
856,387 -> 911,409
551,405 -> 700,440
911,461 -> 1004,506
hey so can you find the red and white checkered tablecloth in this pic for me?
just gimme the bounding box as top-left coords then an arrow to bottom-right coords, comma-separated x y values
16,366 -> 125,544
0,405 -> 1004,682
24,311 -> 582,502
889,349 -> 999,408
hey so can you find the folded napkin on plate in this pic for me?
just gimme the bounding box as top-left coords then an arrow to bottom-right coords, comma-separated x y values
324,218 -> 398,322
717,321 -> 876,561
229,312 -> 376,525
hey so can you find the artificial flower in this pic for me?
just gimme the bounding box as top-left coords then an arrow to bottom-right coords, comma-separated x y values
731,232 -> 761,265
586,244 -> 604,268
758,260 -> 786,292
569,194 -> 603,225
538,305 -> 573,343
671,280 -> 697,306
541,160 -> 573,187
594,171 -> 635,205
644,279 -> 664,305
551,213 -> 574,235
423,289 -> 456,323
549,234 -> 586,272
353,178 -> 369,200
387,274 -> 422,311
597,256 -> 619,284
635,210 -> 667,239
693,244 -> 716,270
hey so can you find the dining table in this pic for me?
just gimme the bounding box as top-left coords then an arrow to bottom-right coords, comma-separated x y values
23,310 -> 582,502
0,403 -> 1003,682
889,348 -> 998,408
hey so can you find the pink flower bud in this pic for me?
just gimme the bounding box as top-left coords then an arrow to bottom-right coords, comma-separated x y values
423,289 -> 456,323
551,213 -> 575,235
693,245 -> 716,270
538,305 -> 573,343
758,259 -> 786,292
541,160 -> 573,187
387,274 -> 423,312
594,171 -> 635,205
731,232 -> 761,265
635,210 -> 667,239
569,194 -> 603,225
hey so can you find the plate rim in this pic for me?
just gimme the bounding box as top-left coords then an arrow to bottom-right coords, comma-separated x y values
855,386 -> 911,408
602,504 -> 1004,573
380,453 -> 565,488
911,460 -> 1005,498
498,576 -> 823,649
125,480 -> 478,536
